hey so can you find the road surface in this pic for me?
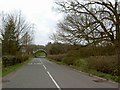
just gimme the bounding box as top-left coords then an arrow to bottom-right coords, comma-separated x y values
2,58 -> 119,89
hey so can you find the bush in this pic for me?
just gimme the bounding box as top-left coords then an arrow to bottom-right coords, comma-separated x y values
2,55 -> 16,67
22,53 -> 29,61
68,45 -> 116,58
87,56 -> 118,75
62,49 -> 86,65
74,59 -> 87,68
63,56 -> 75,65
2,53 -> 29,68
48,54 -> 66,62
16,51 -> 29,62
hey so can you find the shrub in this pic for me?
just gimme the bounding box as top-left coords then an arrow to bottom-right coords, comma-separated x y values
48,54 -> 66,62
2,53 -> 29,68
74,59 -> 87,68
16,53 -> 23,63
16,52 -> 29,63
69,45 -> 116,58
87,56 -> 118,75
62,56 -> 75,65
2,55 -> 16,67
22,53 -> 29,61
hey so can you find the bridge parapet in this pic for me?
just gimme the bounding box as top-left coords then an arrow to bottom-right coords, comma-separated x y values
33,49 -> 47,57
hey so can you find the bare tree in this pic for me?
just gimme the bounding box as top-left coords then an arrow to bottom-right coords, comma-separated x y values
0,11 -> 34,55
53,0 -> 120,47
53,0 -> 120,75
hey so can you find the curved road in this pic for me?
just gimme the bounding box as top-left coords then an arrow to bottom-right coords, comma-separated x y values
2,58 -> 119,90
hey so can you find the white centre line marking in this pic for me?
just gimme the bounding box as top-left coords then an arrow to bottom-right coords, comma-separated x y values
42,62 -> 61,90
43,65 -> 47,70
47,71 -> 61,90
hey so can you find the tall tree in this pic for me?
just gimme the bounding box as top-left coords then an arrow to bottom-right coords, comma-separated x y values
2,16 -> 19,55
53,0 -> 120,47
0,11 -> 34,55
53,0 -> 120,76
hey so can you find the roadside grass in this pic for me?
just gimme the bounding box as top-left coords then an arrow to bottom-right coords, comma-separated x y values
48,55 -> 119,83
2,58 -> 32,76
88,69 -> 119,82
70,64 -> 119,82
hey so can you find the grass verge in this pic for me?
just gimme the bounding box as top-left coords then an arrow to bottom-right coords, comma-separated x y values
2,58 -> 32,76
70,65 -> 119,83
47,56 -> 119,83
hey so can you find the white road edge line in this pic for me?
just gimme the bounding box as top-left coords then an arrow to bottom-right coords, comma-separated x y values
43,65 -> 47,70
47,71 -> 61,90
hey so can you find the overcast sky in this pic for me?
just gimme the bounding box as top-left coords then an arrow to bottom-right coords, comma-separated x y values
0,0 -> 63,45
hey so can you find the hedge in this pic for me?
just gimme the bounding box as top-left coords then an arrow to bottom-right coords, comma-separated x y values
2,54 -> 29,68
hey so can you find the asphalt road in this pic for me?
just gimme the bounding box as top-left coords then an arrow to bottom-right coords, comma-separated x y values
2,58 -> 119,89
